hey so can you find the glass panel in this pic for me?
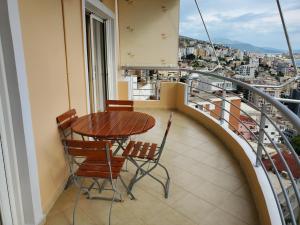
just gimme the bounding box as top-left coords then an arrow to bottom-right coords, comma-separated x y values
92,18 -> 107,111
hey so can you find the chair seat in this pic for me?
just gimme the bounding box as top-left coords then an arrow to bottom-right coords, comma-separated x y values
76,157 -> 125,179
122,141 -> 158,160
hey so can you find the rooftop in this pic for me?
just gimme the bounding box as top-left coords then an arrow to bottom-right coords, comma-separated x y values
45,109 -> 259,225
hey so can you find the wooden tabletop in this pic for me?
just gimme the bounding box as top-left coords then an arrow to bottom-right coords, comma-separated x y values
71,111 -> 155,138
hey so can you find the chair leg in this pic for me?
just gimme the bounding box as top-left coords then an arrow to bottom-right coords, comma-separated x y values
147,171 -> 170,199
108,188 -> 116,225
113,138 -> 127,156
129,160 -> 171,198
73,178 -> 83,225
64,175 -> 74,190
127,159 -> 149,191
99,179 -> 107,193
158,162 -> 170,198
119,175 -> 136,200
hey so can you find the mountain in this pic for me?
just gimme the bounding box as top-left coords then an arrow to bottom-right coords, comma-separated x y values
179,35 -> 299,54
214,38 -> 284,54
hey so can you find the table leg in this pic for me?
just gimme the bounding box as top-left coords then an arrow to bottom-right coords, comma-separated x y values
113,137 -> 127,156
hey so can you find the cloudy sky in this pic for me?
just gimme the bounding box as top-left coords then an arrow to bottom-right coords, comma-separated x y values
179,0 -> 300,50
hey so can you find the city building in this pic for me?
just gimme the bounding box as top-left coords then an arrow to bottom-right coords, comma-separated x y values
189,96 -> 241,131
288,89 -> 300,117
238,64 -> 256,77
238,115 -> 258,141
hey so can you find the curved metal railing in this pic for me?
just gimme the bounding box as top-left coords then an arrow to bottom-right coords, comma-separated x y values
122,66 -> 300,225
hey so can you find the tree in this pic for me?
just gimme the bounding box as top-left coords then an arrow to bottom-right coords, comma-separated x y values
291,135 -> 300,156
277,71 -> 284,77
191,60 -> 200,68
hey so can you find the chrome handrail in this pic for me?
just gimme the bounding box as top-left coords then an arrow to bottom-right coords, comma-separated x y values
122,65 -> 300,225
122,66 -> 300,131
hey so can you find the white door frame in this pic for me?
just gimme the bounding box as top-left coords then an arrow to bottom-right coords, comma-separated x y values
83,0 -> 117,112
0,126 -> 14,225
0,0 -> 44,224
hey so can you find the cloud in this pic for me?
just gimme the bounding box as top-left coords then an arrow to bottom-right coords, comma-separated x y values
180,0 -> 300,49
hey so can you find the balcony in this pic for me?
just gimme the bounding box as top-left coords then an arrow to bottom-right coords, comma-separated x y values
1,0 -> 299,225
46,109 -> 258,225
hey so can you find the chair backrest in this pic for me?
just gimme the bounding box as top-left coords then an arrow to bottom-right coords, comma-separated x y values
106,100 -> 134,112
63,139 -> 113,177
63,139 -> 112,163
56,109 -> 78,139
159,112 -> 173,153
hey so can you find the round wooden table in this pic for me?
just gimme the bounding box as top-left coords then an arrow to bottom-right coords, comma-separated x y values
71,111 -> 156,139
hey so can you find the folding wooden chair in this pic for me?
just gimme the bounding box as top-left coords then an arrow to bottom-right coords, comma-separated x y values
122,112 -> 173,198
63,139 -> 135,225
57,109 -> 88,189
105,100 -> 134,112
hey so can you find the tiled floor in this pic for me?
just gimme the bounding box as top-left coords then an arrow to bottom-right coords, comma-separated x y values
45,109 -> 259,225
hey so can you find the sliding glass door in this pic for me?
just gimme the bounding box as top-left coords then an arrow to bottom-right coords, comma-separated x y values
86,12 -> 108,112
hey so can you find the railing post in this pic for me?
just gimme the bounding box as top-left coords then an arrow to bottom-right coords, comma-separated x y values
256,104 -> 266,167
220,89 -> 226,125
187,75 -> 192,104
125,69 -> 129,77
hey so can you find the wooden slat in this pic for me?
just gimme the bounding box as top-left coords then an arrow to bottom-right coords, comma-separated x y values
124,113 -> 148,135
81,162 -> 124,172
106,100 -> 134,105
122,141 -> 135,157
76,170 -> 119,179
106,100 -> 133,110
96,112 -> 125,137
106,106 -> 133,111
130,113 -> 155,135
56,109 -> 76,123
106,100 -> 133,112
109,112 -> 142,137
64,139 -> 110,149
147,143 -> 158,160
58,116 -> 78,130
130,141 -> 143,157
68,148 -> 107,160
138,142 -> 150,158
144,116 -> 156,133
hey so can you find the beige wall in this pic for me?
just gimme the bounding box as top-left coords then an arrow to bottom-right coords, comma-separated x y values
62,0 -> 88,115
117,80 -> 129,100
18,0 -> 88,213
118,0 -> 179,67
102,0 -> 115,12
134,82 -> 178,109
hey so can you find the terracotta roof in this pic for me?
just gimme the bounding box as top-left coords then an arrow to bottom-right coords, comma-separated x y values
262,151 -> 300,179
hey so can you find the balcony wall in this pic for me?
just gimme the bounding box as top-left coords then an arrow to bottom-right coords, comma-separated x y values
118,81 -> 275,225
